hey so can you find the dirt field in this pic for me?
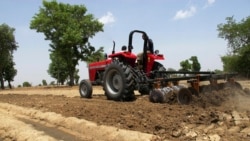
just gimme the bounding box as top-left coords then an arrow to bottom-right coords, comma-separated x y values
0,80 -> 250,141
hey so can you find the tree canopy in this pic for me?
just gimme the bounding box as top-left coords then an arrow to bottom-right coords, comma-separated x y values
42,79 -> 47,86
179,60 -> 191,71
0,23 -> 18,89
3,55 -> 17,89
217,16 -> 250,77
30,0 -> 104,85
179,56 -> 201,72
218,16 -> 250,54
47,51 -> 69,85
190,56 -> 201,71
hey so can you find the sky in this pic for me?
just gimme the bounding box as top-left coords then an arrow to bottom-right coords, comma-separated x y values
0,0 -> 249,86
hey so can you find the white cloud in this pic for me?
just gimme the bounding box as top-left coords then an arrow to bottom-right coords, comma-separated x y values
207,0 -> 216,5
98,12 -> 115,25
204,0 -> 216,8
173,6 -> 196,20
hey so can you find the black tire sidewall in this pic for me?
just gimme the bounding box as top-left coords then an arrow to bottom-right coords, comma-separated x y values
79,79 -> 92,98
103,61 -> 134,101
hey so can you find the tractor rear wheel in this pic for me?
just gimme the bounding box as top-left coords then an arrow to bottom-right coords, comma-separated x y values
103,61 -> 135,101
79,79 -> 93,98
139,84 -> 150,95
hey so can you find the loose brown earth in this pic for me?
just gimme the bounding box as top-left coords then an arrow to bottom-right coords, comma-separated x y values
0,80 -> 250,141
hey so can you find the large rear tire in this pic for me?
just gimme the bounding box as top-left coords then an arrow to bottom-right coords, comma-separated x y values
79,79 -> 93,98
103,61 -> 135,101
139,84 -> 150,95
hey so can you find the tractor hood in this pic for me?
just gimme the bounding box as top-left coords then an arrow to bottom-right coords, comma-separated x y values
108,51 -> 137,60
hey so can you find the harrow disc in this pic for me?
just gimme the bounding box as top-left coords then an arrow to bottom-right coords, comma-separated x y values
149,89 -> 165,103
177,88 -> 192,105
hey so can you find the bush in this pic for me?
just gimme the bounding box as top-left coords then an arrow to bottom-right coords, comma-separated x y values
23,82 -> 31,87
42,79 -> 47,86
50,81 -> 55,86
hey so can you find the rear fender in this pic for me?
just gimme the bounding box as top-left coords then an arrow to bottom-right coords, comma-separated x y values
109,51 -> 137,66
146,53 -> 165,75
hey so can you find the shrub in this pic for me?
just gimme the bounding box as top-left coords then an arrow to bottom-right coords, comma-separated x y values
23,82 -> 31,87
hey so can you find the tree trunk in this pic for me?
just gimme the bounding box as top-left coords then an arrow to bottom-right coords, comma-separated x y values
69,71 -> 74,86
8,80 -> 12,89
60,80 -> 64,85
0,75 -> 4,89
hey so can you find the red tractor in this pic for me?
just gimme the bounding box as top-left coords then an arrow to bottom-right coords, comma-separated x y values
79,30 -> 168,101
79,30 -> 240,103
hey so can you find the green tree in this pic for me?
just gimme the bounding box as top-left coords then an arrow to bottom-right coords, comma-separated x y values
42,79 -> 47,86
221,55 -> 239,72
47,51 -> 68,85
189,56 -> 201,71
23,82 -> 32,87
179,60 -> 191,71
30,0 -> 104,86
237,46 -> 250,77
218,16 -> 250,54
85,44 -> 105,63
0,23 -> 18,89
3,55 -> 17,89
217,16 -> 250,76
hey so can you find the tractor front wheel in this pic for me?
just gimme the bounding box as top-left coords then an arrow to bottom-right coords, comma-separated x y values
79,79 -> 93,98
103,61 -> 135,101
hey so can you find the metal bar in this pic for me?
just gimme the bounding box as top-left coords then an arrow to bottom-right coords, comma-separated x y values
147,72 -> 238,83
153,71 -> 215,74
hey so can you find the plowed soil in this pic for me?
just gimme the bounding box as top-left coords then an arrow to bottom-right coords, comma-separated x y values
0,80 -> 250,141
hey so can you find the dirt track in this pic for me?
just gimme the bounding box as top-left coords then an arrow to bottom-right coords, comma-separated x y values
0,80 -> 250,141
